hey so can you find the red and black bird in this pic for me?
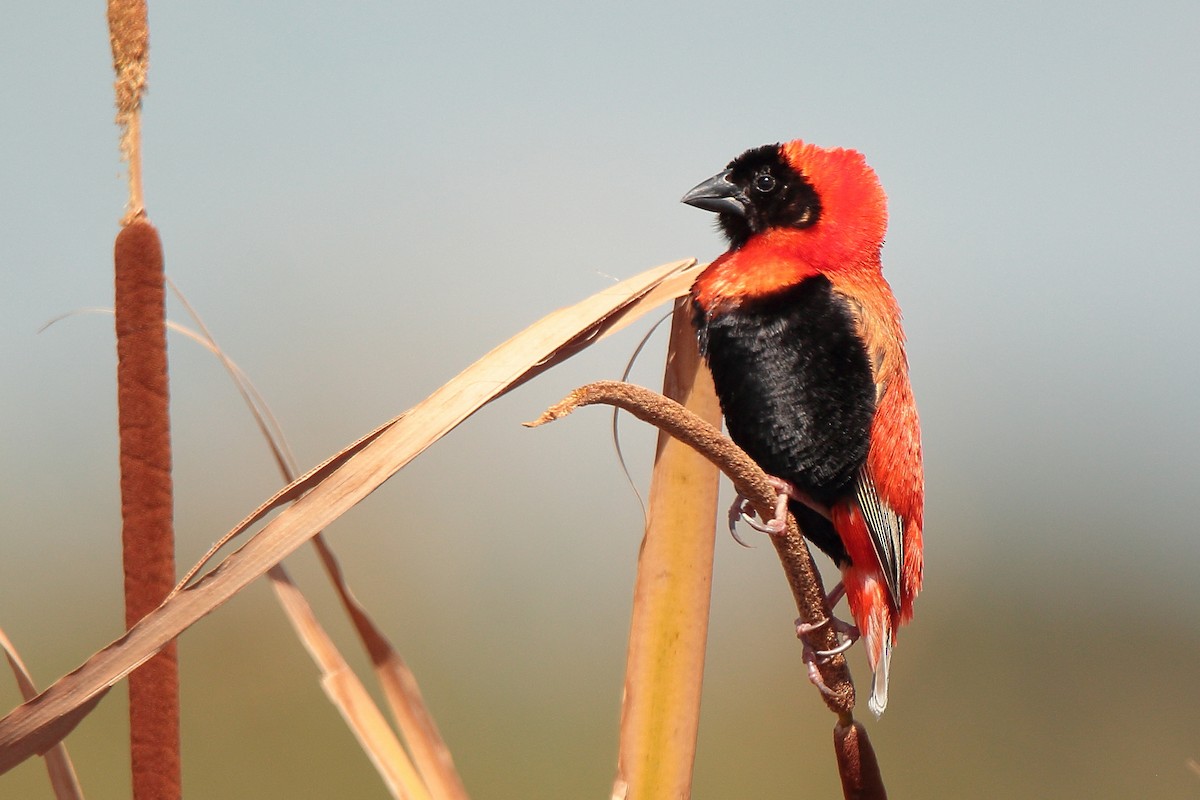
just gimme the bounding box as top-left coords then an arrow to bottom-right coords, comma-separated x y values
682,140 -> 924,715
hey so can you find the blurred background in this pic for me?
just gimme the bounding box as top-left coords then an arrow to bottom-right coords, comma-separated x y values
3,1 -> 1199,797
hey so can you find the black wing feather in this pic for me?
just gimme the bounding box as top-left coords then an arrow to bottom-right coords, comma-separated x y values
854,468 -> 904,612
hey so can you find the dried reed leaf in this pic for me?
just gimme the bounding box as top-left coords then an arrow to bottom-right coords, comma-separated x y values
40,307 -> 297,483
171,285 -> 467,799
0,258 -> 702,774
44,303 -> 468,797
308,538 -> 469,800
0,627 -> 85,800
612,301 -> 722,799
166,279 -> 298,479
268,567 -> 431,800
322,667 -> 431,800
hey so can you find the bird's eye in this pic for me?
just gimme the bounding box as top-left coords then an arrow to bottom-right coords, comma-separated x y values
753,173 -> 777,193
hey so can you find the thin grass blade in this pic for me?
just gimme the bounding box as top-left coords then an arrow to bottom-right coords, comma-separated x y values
0,626 -> 85,800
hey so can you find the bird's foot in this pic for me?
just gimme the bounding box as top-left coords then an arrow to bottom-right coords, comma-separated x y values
796,581 -> 858,652
726,494 -> 774,546
727,476 -> 833,545
798,617 -> 860,655
796,609 -> 860,696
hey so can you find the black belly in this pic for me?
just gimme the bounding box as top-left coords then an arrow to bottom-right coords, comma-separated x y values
693,275 -> 876,564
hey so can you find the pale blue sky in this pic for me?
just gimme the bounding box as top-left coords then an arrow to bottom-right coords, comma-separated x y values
3,2 -> 1200,797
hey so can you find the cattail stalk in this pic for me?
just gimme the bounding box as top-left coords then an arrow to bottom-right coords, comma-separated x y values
108,1 -> 181,797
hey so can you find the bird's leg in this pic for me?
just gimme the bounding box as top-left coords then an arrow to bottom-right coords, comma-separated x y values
765,476 -> 833,523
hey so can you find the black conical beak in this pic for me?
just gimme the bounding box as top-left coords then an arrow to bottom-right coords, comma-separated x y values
681,169 -> 748,217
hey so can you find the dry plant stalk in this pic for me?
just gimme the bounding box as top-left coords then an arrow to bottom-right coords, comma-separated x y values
108,2 -> 181,797
610,300 -> 722,799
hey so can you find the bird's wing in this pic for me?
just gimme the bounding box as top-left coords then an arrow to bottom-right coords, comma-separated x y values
833,291 -> 893,405
854,467 -> 905,612
833,284 -> 908,611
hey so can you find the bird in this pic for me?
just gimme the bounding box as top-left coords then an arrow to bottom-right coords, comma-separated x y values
681,139 -> 923,716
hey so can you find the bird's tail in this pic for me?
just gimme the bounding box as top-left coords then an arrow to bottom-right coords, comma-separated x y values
842,565 -> 894,717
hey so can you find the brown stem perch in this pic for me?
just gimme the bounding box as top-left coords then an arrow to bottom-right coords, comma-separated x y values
530,379 -> 856,716
531,380 -> 889,798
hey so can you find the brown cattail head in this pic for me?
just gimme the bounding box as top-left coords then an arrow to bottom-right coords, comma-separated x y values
833,719 -> 887,800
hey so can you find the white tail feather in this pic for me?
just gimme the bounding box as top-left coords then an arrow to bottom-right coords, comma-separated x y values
867,635 -> 892,717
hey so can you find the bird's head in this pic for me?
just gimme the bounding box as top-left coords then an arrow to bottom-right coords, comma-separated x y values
682,140 -> 887,262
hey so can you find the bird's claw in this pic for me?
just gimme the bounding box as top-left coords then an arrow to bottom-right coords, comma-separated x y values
727,476 -> 835,546
796,612 -> 859,696
726,495 -> 783,547
802,645 -> 839,697
726,497 -> 754,547
726,492 -> 786,547
796,613 -> 860,658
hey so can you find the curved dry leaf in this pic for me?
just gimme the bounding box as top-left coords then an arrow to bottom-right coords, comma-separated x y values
0,257 -> 701,774
173,283 -> 464,799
